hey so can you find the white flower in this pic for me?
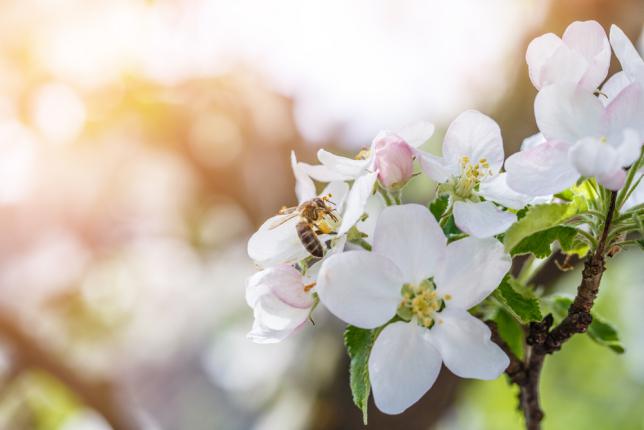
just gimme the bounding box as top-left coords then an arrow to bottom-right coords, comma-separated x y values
310,122 -> 435,234
247,152 -> 349,268
316,204 -> 511,414
417,110 -> 536,238
526,20 -> 610,91
601,25 -> 644,105
506,82 -> 644,195
246,265 -> 314,343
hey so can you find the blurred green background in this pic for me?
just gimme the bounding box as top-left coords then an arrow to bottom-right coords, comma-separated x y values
0,0 -> 641,429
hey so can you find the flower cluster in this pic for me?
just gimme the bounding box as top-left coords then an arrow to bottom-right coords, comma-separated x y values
245,21 -> 644,418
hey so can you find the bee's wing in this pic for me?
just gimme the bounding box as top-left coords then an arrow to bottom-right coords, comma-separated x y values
269,212 -> 299,229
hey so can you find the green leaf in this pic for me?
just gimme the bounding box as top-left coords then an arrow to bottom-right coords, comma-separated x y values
587,314 -> 625,354
504,203 -> 577,253
441,215 -> 463,241
344,325 -> 377,424
429,194 -> 449,221
510,225 -> 578,258
493,276 -> 542,323
546,295 -> 624,354
492,308 -> 524,359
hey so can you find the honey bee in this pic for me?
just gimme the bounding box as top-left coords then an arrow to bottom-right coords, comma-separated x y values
270,195 -> 339,258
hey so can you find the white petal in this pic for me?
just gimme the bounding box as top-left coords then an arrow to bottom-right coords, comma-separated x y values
373,204 -> 447,285
435,236 -> 511,309
521,132 -> 546,151
562,20 -> 611,90
453,201 -> 516,238
526,33 -> 563,89
369,322 -> 442,414
321,181 -> 349,213
316,251 -> 403,329
338,171 -> 377,235
600,71 -> 632,106
478,173 -> 535,210
247,215 -> 308,268
299,162 -> 352,182
535,82 -> 604,142
415,149 -> 452,183
291,151 -> 316,203
306,235 -> 347,280
610,25 -> 644,85
397,121 -> 435,148
569,137 -> 621,178
358,194 -> 386,244
443,110 -> 504,174
616,129 -> 642,167
539,44 -> 587,89
317,148 -> 370,178
429,307 -> 509,379
505,140 -> 579,196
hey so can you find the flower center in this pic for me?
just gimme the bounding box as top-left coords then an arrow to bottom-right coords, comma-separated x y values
453,156 -> 492,198
397,279 -> 446,328
355,148 -> 371,160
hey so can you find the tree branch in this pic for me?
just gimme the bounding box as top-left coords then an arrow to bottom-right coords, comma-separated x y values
0,311 -> 139,430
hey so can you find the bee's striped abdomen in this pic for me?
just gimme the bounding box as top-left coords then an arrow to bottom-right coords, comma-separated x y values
296,220 -> 324,258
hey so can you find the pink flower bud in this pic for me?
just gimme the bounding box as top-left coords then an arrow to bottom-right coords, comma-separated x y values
373,132 -> 414,188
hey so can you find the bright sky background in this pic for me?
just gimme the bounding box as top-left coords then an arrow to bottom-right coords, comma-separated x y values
22,0 -> 547,146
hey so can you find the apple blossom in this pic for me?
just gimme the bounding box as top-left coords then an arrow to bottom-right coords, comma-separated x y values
526,20 -> 610,91
309,121 -> 435,234
417,110 -> 536,238
246,265 -> 315,343
506,82 -> 644,195
316,204 -> 511,414
247,152 -> 349,268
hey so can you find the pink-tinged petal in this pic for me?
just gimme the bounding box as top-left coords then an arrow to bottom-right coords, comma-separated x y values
478,174 -> 535,210
453,201 -> 516,238
247,294 -> 310,344
539,44 -> 587,89
317,148 -> 370,178
369,322 -> 442,415
415,149 -> 452,183
535,82 -> 604,142
316,251 -> 403,329
604,82 -> 644,137
373,133 -> 414,188
397,121 -> 435,148
610,25 -> 644,85
598,169 -> 626,191
569,137 -> 621,178
247,265 -> 313,309
505,140 -> 579,196
600,72 -> 632,106
562,21 -> 611,90
443,110 -> 504,174
338,171 -> 378,235
428,307 -> 509,379
526,33 -> 563,89
247,215 -> 308,268
521,132 -> 546,151
291,151 -> 316,203
435,237 -> 511,309
373,204 -> 447,285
